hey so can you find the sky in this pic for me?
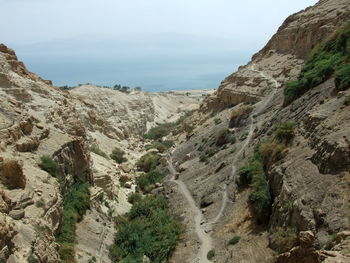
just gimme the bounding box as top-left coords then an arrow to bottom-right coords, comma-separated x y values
0,0 -> 318,91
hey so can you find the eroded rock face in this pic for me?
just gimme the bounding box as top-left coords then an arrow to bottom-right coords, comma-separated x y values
0,159 -> 26,189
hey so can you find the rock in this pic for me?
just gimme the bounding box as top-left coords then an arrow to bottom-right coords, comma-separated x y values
179,161 -> 191,172
143,255 -> 151,263
147,148 -> 159,154
124,182 -> 132,189
0,159 -> 26,189
9,209 -> 25,220
0,191 -> 11,213
119,163 -> 132,173
15,136 -> 39,152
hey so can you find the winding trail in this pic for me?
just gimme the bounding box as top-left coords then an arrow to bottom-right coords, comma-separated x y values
167,63 -> 280,263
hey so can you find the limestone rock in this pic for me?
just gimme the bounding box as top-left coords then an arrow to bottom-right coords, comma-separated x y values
0,159 -> 26,189
9,209 -> 25,220
15,136 -> 39,152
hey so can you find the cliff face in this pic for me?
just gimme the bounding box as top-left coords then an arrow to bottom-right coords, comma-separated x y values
201,0 -> 350,112
0,44 -> 200,262
165,0 -> 350,262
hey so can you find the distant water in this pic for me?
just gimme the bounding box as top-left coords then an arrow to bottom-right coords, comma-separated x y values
15,49 -> 251,92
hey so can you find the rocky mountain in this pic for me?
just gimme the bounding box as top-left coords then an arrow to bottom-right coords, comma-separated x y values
0,0 -> 350,262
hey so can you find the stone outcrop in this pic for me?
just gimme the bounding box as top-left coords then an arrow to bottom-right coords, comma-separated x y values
0,159 -> 26,189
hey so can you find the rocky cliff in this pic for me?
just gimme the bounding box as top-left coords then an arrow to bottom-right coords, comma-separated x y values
0,44 -> 201,263
165,0 -> 350,262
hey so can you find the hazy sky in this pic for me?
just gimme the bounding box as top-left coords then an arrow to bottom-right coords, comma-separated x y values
0,0 -> 318,90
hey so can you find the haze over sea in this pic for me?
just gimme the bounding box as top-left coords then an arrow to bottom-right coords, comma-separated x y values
11,34 -> 253,92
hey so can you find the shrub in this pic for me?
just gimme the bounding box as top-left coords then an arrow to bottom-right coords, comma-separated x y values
56,182 -> 90,263
228,236 -> 241,246
283,21 -> 350,105
344,95 -> 350,106
136,153 -> 159,172
274,121 -> 296,144
144,123 -> 173,140
335,63 -> 350,91
199,154 -> 208,163
145,140 -> 173,153
229,105 -> 252,128
127,192 -> 143,204
39,155 -> 59,177
249,173 -> 272,221
260,141 -> 286,168
214,118 -> 222,125
216,128 -> 236,146
110,148 -> 127,164
109,195 -> 182,263
90,144 -> 109,159
207,250 -> 215,260
271,227 -> 298,253
136,170 -> 166,193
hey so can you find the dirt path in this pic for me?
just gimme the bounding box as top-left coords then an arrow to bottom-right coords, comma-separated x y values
167,63 -> 280,262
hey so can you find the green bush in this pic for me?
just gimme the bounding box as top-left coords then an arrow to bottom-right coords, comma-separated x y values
136,153 -> 159,172
207,250 -> 215,260
144,123 -> 173,140
228,236 -> 241,246
90,144 -> 109,159
145,140 -> 173,153
199,154 -> 208,163
214,118 -> 222,125
238,148 -> 263,185
271,227 -> 298,253
249,173 -> 272,221
56,182 -> 90,262
136,170 -> 166,193
344,95 -> 350,106
109,195 -> 182,263
128,192 -> 143,204
110,148 -> 127,163
274,121 -> 296,144
284,21 -> 350,105
39,155 -> 59,177
260,141 -> 286,168
216,128 -> 236,146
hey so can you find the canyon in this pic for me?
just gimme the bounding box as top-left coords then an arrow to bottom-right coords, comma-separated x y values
1,0 -> 350,262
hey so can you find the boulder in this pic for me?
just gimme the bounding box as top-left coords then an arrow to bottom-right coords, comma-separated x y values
9,209 -> 24,220
119,163 -> 132,173
0,159 -> 26,189
15,136 -> 39,152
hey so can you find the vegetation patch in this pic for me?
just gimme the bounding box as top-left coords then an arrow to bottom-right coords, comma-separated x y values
136,170 -> 166,193
136,153 -> 160,172
216,128 -> 236,146
56,182 -> 90,263
110,147 -> 127,163
145,140 -> 173,153
344,95 -> 350,106
270,227 -> 298,253
274,121 -> 296,144
228,236 -> 241,246
214,118 -> 222,125
284,21 -> 350,105
207,250 -> 215,260
109,195 -> 182,263
90,144 -> 109,159
39,155 -> 59,177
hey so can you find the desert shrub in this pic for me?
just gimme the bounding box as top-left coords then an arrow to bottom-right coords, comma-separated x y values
229,105 -> 252,127
128,192 -> 143,204
109,195 -> 182,263
274,121 -> 296,144
284,21 -> 350,105
56,182 -> 90,262
344,95 -> 350,106
136,153 -> 159,172
39,155 -> 59,177
145,140 -> 173,153
199,154 -> 208,163
260,141 -> 286,168
144,123 -> 173,140
228,236 -> 241,246
335,64 -> 350,91
238,147 -> 263,185
110,148 -> 127,163
136,170 -> 166,193
216,128 -> 236,146
207,250 -> 215,260
249,173 -> 272,221
214,118 -> 222,125
90,144 -> 109,159
271,227 -> 298,253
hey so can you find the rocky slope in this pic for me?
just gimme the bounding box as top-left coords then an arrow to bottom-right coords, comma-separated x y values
165,0 -> 350,262
0,43 -> 201,263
